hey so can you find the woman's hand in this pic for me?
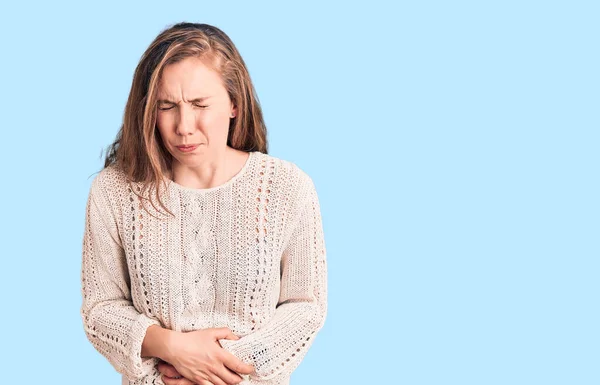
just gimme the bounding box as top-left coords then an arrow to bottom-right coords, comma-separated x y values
161,327 -> 255,385
158,360 -> 191,384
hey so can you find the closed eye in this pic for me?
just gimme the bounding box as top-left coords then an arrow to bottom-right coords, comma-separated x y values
158,104 -> 209,111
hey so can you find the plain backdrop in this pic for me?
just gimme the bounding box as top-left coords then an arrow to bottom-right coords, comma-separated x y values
0,1 -> 598,384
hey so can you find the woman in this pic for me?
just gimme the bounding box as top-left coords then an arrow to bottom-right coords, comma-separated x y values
80,22 -> 327,385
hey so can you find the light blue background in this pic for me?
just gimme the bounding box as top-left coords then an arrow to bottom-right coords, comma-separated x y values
1,1 -> 598,384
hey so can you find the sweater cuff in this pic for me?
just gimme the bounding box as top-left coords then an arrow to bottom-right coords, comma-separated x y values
126,313 -> 162,381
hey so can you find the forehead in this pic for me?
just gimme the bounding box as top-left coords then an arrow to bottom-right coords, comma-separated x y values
157,57 -> 223,97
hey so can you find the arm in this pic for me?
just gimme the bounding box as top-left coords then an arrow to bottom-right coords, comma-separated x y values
80,177 -> 162,382
219,175 -> 328,381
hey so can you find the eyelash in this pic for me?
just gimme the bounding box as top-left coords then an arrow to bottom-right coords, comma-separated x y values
158,104 -> 208,111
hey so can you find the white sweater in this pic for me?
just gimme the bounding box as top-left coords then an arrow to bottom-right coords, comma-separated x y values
80,150 -> 328,385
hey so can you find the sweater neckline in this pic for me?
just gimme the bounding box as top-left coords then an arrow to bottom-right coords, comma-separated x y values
167,151 -> 256,194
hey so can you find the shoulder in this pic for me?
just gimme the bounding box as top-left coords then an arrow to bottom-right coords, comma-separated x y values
89,164 -> 130,199
254,151 -> 315,188
253,151 -> 318,207
87,164 -> 133,221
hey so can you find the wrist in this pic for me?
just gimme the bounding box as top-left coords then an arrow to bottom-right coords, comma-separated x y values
142,325 -> 178,362
161,328 -> 181,363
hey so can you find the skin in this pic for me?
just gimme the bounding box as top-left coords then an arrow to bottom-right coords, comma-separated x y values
156,56 -> 249,190
153,56 -> 255,384
158,327 -> 253,385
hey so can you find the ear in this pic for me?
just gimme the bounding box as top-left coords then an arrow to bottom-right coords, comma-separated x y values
231,104 -> 237,118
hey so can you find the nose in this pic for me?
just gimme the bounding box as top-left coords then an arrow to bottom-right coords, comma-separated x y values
176,107 -> 195,136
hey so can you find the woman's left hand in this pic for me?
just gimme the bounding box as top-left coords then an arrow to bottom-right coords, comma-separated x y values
158,360 -> 198,385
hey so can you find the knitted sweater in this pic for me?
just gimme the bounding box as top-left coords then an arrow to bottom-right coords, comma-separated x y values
80,150 -> 328,385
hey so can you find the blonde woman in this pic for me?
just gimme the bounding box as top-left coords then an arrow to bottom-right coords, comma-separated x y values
80,22 -> 327,385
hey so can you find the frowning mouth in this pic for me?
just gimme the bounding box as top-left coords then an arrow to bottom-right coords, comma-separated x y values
176,144 -> 200,152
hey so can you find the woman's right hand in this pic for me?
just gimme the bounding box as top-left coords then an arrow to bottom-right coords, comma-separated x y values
164,327 -> 255,385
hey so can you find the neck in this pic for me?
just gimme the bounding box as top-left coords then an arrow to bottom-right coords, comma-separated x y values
169,147 -> 244,189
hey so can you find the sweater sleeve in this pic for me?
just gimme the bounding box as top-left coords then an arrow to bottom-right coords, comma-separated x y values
219,175 -> 328,382
80,177 -> 162,382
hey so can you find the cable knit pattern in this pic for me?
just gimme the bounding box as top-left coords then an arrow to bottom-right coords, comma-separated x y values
80,151 -> 328,385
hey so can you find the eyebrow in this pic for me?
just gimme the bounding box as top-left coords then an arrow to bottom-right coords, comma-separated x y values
157,96 -> 212,104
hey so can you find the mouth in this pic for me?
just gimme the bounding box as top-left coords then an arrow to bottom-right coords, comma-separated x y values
176,144 -> 200,152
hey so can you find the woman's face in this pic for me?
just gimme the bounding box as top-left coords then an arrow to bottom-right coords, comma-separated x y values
155,56 -> 236,166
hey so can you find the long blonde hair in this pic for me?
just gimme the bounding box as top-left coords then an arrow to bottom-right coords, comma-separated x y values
101,22 -> 268,218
